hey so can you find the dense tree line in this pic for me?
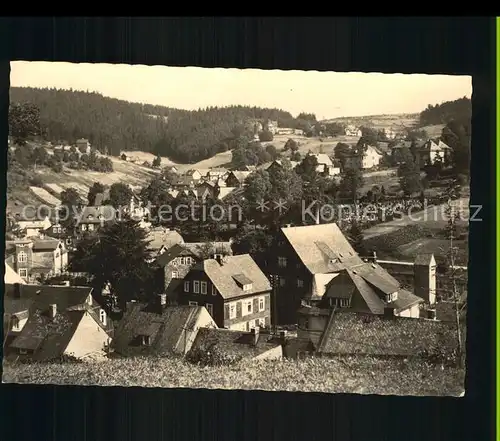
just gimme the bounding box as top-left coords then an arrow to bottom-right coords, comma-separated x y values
10,87 -> 298,163
419,97 -> 471,127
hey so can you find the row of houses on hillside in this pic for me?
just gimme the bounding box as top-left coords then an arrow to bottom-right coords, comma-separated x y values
263,153 -> 342,177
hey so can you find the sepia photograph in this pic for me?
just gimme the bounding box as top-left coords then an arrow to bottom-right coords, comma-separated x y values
3,61 -> 471,396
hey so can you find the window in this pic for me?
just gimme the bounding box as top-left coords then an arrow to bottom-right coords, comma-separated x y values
18,269 -> 28,278
206,303 -> 213,316
81,224 -> 87,231
17,251 -> 27,263
243,283 -> 252,292
19,349 -> 28,355
330,298 -> 350,308
249,319 -> 255,330
55,252 -> 59,258
211,284 -> 217,296
193,281 -> 200,293
278,257 -> 287,268
201,281 -> 207,294
279,277 -> 286,287
229,303 -> 236,319
184,281 -> 190,292
297,279 -> 304,288
141,335 -> 151,346
246,301 -> 253,314
259,297 -> 265,312
11,317 -> 20,331
258,318 -> 266,327
171,271 -> 179,279
88,224 -> 94,231
189,301 -> 198,306
180,257 -> 186,265
99,309 -> 107,326
66,238 -> 72,245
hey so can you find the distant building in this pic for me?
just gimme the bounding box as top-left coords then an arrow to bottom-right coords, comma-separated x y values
225,171 -> 252,187
76,138 -> 91,154
345,125 -> 362,137
264,120 -> 279,135
362,145 -> 384,169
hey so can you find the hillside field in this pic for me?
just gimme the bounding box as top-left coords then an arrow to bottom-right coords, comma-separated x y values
324,113 -> 420,131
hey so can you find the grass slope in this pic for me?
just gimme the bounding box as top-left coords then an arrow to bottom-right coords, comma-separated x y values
2,356 -> 464,396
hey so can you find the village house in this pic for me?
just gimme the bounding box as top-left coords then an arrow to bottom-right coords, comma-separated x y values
308,153 -> 341,176
344,125 -> 362,137
297,310 -> 459,358
76,205 -> 117,235
112,300 -> 217,356
276,127 -> 295,135
237,165 -> 257,172
152,241 -> 233,298
4,284 -> 111,361
382,127 -> 397,140
183,169 -> 204,182
264,223 -> 426,326
177,254 -> 272,331
206,168 -> 229,181
225,171 -> 252,187
10,211 -> 52,238
146,227 -> 185,259
76,138 -> 91,154
265,159 -> 300,174
5,237 -> 69,282
196,180 -> 219,200
420,139 -> 453,165
263,120 -> 279,134
189,327 -> 284,361
43,223 -> 74,248
361,145 -> 384,169
4,263 -> 26,285
163,165 -> 178,174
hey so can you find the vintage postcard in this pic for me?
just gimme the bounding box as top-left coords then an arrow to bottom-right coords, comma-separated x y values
3,61 -> 471,396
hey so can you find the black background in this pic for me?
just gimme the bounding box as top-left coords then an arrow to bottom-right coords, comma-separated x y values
0,17 -> 496,441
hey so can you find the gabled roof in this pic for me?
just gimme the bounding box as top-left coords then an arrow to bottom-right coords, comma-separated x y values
281,223 -> 364,274
218,187 -> 237,200
317,311 -> 458,357
227,171 -> 252,183
146,228 -> 184,251
196,254 -> 271,300
324,264 -> 424,315
32,238 -> 62,251
310,153 -> 333,166
9,308 -> 103,361
190,328 -> 281,359
414,253 -> 436,266
4,284 -> 93,315
112,304 -> 208,356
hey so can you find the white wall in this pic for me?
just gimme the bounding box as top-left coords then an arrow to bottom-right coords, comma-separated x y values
64,311 -> 110,359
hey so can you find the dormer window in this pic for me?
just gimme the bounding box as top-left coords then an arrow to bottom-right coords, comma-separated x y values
329,258 -> 338,264
243,283 -> 252,292
386,292 -> 398,303
141,335 -> 151,346
87,214 -> 94,220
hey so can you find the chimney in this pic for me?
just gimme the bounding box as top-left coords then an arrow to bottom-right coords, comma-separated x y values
48,303 -> 57,319
372,251 -> 377,262
250,326 -> 260,345
279,330 -> 287,342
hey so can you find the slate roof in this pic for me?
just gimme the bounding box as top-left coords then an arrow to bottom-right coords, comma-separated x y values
317,311 -> 458,357
112,303 -> 206,356
281,223 -> 365,274
195,254 -> 271,300
310,153 -> 333,166
227,171 -> 252,184
3,284 -> 93,315
324,264 -> 423,315
190,328 -> 282,359
9,308 -> 103,361
32,238 -> 61,251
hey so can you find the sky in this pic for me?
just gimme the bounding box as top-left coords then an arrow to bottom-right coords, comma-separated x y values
10,61 -> 472,120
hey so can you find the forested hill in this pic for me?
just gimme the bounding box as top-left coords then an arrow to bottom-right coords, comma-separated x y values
9,87 -> 297,163
419,96 -> 471,127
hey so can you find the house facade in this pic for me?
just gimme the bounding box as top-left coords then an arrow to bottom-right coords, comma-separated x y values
177,254 -> 272,331
225,171 -> 252,188
362,145 -> 383,169
344,125 -> 362,137
152,241 -> 233,297
76,138 -> 91,154
6,238 -> 69,282
76,205 -> 117,235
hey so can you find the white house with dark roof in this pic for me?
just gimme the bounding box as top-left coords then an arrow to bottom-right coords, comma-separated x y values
178,254 -> 273,331
146,227 -> 185,259
266,223 -> 426,325
76,205 -> 117,234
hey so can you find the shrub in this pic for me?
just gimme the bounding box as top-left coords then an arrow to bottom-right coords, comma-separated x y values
51,162 -> 64,173
29,174 -> 44,187
186,345 -> 242,367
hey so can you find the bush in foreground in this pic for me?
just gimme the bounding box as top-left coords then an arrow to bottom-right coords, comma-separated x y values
2,356 -> 464,396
